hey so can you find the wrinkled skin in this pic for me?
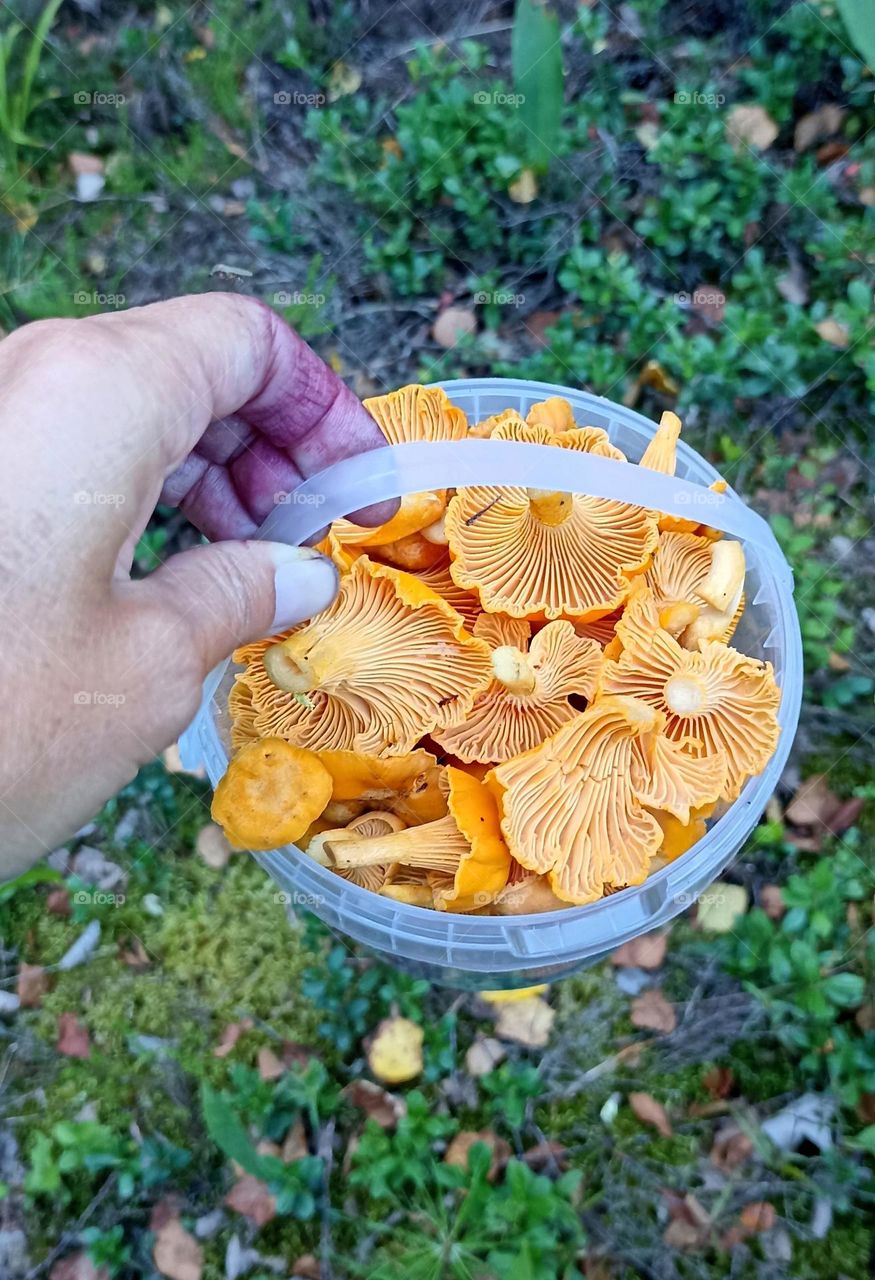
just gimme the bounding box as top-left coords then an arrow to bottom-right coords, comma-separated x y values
0,294 -> 394,878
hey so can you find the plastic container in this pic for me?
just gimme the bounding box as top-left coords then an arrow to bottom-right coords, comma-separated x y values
179,378 -> 802,989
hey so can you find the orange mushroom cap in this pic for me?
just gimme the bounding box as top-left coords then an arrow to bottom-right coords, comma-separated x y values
600,588 -> 780,801
433,613 -> 602,763
651,808 -> 709,862
525,397 -> 577,434
331,490 -> 447,549
251,557 -> 492,755
445,421 -> 658,621
211,738 -> 333,851
363,384 -> 468,444
469,408 -> 528,438
315,747 -> 448,825
492,696 -> 666,904
492,692 -> 725,904
366,530 -> 447,572
324,767 -> 510,912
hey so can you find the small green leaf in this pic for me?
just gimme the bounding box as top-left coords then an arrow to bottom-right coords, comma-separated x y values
0,864 -> 63,905
822,972 -> 865,1008
200,1083 -> 285,1183
836,0 -> 875,71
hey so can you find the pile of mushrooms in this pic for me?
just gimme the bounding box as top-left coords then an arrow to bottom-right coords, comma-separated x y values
213,387 -> 780,913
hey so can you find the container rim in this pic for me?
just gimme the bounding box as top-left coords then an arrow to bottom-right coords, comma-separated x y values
182,377 -> 802,963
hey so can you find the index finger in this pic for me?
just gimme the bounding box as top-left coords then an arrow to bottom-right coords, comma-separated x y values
93,293 -> 396,536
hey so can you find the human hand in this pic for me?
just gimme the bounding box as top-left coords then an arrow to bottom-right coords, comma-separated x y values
0,293 -> 391,878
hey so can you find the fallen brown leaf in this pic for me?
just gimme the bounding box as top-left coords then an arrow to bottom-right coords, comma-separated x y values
17,963 -> 50,1009
57,1012 -> 91,1059
119,937 -> 151,969
739,1201 -> 777,1233
290,1256 -> 321,1280
794,104 -> 844,152
703,1066 -> 735,1099
153,1217 -> 203,1280
857,1093 -> 875,1124
662,1191 -> 711,1251
611,931 -> 668,969
630,988 -> 677,1034
663,1218 -> 707,1250
726,104 -> 779,152
432,307 -> 477,349
50,1253 -> 109,1280
690,283 -> 725,325
520,1139 -> 568,1173
524,310 -> 562,347
280,1119 -> 309,1162
196,823 -> 233,869
46,887 -> 71,917
628,1091 -> 672,1137
785,774 -> 841,826
814,318 -> 849,348
759,884 -> 785,920
493,995 -> 555,1047
710,1124 -> 753,1172
149,1196 -> 183,1232
257,1046 -> 285,1081
465,1036 -> 506,1077
224,1175 -> 276,1226
343,1078 -> 406,1129
213,1019 -> 253,1058
826,796 -> 864,835
68,151 -> 104,176
443,1129 -> 510,1180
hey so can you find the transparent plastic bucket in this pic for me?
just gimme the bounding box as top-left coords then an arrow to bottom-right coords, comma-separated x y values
179,378 -> 802,989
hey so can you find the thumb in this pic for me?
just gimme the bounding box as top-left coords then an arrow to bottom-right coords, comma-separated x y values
140,541 -> 339,675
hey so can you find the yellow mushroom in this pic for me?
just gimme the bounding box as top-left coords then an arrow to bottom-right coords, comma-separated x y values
250,558 -> 493,754
211,738 -> 333,851
491,694 -> 724,904
433,613 -> 602,763
323,767 -> 510,912
445,419 -> 657,621
600,587 -> 780,801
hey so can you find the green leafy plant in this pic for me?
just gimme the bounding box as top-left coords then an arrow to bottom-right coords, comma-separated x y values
0,0 -> 63,169
360,1143 -> 584,1280
724,836 -> 875,1110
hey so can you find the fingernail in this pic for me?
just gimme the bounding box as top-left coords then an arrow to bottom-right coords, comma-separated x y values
269,544 -> 339,630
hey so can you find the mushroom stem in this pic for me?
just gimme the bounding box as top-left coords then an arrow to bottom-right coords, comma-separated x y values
263,641 -> 315,694
324,815 -> 467,873
658,602 -> 699,638
663,674 -> 707,715
491,645 -> 537,696
526,488 -> 574,526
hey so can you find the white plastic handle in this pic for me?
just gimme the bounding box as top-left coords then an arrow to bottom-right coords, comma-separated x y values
256,440 -> 788,578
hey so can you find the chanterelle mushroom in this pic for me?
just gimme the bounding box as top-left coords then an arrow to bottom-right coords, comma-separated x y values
600,587 -> 780,800
433,613 -> 602,762
445,419 -> 658,620
644,532 -> 745,644
244,558 -> 492,755
315,748 -> 447,825
211,738 -> 333,851
324,767 -> 510,912
491,694 -> 724,904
